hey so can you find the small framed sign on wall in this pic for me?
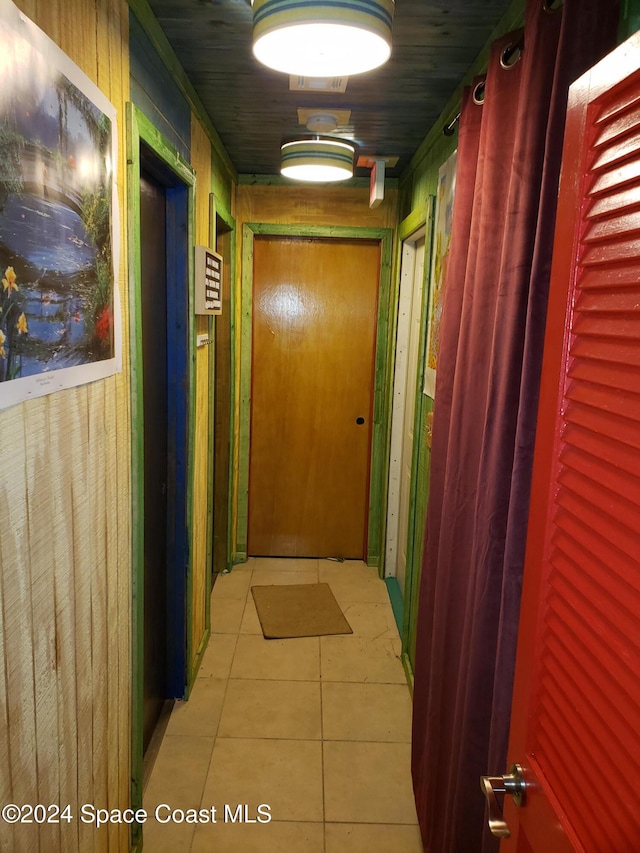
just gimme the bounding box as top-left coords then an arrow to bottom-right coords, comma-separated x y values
194,245 -> 223,315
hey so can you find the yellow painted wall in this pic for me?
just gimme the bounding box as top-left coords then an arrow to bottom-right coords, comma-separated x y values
190,115 -> 213,678
0,2 -> 131,852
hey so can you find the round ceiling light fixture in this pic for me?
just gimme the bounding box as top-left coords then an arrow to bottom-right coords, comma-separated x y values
280,138 -> 355,182
251,0 -> 394,77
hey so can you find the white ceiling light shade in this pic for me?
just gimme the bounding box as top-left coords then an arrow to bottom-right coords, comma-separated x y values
281,138 -> 355,182
251,0 -> 394,78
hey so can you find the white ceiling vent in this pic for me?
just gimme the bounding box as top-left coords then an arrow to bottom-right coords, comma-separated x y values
289,76 -> 349,93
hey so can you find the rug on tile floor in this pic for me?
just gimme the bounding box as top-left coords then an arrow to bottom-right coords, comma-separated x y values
251,582 -> 353,639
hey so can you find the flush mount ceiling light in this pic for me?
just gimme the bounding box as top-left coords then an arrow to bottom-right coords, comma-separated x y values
281,138 -> 355,182
251,0 -> 394,77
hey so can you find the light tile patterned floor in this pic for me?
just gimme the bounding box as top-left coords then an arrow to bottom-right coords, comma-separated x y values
142,558 -> 423,852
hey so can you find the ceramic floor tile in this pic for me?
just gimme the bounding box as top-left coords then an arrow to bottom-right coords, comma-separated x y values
323,741 -> 418,824
191,820 -> 324,852
140,818 -> 195,853
146,552 -> 420,849
232,558 -> 256,572
218,679 -> 321,740
320,636 -> 405,683
211,596 -> 245,634
319,561 -> 390,604
325,822 -> 424,852
248,557 -> 320,573
202,738 -> 323,823
341,601 -> 399,639
143,735 -> 215,810
164,678 -> 227,737
250,569 -> 318,587
322,682 -> 412,742
197,633 -> 238,679
231,635 -> 320,681
212,570 -> 253,600
239,595 -> 263,634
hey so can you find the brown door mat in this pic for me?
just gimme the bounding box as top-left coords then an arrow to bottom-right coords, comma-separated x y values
251,583 -> 353,639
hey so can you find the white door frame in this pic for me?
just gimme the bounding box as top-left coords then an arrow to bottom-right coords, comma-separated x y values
385,225 -> 426,583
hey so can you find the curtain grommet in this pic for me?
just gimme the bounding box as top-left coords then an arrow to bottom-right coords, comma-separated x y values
473,80 -> 486,105
500,40 -> 523,70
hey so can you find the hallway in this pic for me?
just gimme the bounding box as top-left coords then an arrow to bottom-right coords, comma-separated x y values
142,559 -> 423,852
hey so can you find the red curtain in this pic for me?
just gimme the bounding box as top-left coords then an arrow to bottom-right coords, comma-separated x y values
411,2 -> 619,851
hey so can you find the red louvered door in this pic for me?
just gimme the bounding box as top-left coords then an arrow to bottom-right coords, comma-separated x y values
499,33 -> 640,853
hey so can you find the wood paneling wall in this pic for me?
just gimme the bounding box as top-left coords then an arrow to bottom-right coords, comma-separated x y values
0,2 -> 131,852
190,115 -> 213,679
232,183 -> 398,559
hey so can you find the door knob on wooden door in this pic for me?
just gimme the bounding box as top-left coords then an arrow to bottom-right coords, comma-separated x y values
480,763 -> 526,838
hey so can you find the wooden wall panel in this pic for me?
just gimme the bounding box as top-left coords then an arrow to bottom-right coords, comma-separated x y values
190,115 -> 213,676
0,4 -> 131,853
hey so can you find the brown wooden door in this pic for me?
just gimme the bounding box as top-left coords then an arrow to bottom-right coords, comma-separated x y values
248,235 -> 380,558
500,33 -> 640,852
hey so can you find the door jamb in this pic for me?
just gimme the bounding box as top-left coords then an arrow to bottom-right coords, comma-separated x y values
234,223 -> 394,568
126,102 -> 196,846
385,223 -> 427,580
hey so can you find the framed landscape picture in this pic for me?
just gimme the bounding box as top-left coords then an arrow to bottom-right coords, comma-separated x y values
0,0 -> 120,409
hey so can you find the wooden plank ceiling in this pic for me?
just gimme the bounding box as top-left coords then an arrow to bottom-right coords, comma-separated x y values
144,0 -> 514,177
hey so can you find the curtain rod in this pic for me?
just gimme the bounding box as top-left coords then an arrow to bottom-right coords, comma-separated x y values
442,34 -> 525,136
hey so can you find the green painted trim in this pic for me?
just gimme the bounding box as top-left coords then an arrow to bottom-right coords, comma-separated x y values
403,0 -> 526,181
620,0 -> 640,39
401,196 -> 436,664
233,551 -> 248,565
237,224 -> 255,558
238,173 -> 399,189
238,223 -> 394,566
185,178 -> 199,692
205,194 -> 217,634
367,228 -> 395,568
398,209 -> 427,242
385,577 -> 404,636
402,650 -> 415,696
213,202 -> 238,573
128,0 -> 237,184
126,102 -> 197,844
125,101 -> 144,852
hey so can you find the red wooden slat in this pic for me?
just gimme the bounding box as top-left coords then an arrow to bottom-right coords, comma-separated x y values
592,102 -> 640,149
590,127 -> 640,171
569,358 -> 640,394
594,77 -> 640,125
565,377 -> 640,422
573,287 -> 640,311
586,183 -> 640,219
579,263 -> 640,288
565,405 -> 640,460
560,442 -> 640,511
582,209 -> 640,242
552,506 -> 640,592
570,335 -> 640,368
588,158 -> 640,195
580,238 -> 640,265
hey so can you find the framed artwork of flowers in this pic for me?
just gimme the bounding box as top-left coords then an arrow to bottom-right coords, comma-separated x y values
0,0 -> 120,409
